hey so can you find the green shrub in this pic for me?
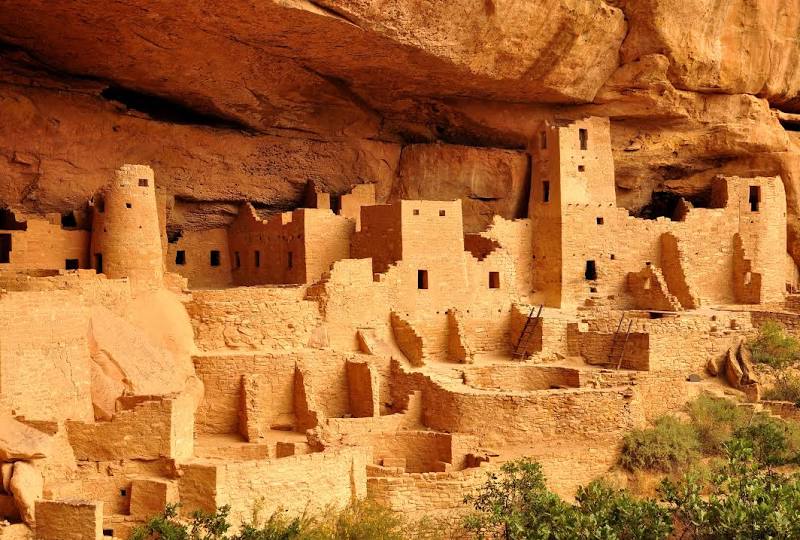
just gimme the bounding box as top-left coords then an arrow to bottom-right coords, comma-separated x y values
763,373 -> 800,403
661,441 -> 800,539
619,416 -> 700,472
748,321 -> 800,370
464,458 -> 673,539
686,394 -> 748,454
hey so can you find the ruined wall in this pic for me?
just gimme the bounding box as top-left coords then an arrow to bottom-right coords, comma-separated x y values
166,228 -> 233,289
0,213 -> 89,272
352,204 -> 403,274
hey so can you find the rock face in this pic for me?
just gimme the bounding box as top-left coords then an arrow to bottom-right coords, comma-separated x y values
0,0 -> 799,246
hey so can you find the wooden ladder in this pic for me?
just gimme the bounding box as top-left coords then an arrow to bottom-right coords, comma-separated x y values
512,305 -> 543,360
608,312 -> 634,369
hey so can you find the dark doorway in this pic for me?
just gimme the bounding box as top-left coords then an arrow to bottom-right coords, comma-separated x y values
254,250 -> 261,268
749,186 -> 761,212
175,250 -> 186,265
489,272 -> 500,289
585,260 -> 597,280
542,181 -> 551,203
65,259 -> 79,270
579,128 -> 588,150
418,269 -> 429,290
0,234 -> 10,263
210,250 -> 221,267
330,194 -> 342,215
61,212 -> 78,229
94,253 -> 103,273
288,251 -> 293,269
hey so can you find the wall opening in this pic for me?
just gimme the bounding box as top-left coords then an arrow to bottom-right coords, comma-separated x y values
65,258 -> 79,270
138,178 -> 149,187
210,250 -> 220,267
60,212 -> 78,229
439,209 -> 446,216
542,181 -> 550,203
596,217 -> 604,225
97,199 -> 105,213
489,271 -> 500,289
418,269 -> 429,289
175,250 -> 186,265
540,131 -> 547,150
125,202 -> 132,209
288,251 -> 293,269
579,128 -> 588,150
103,530 -> 114,537
234,251 -> 241,268
0,209 -> 26,230
94,253 -> 103,273
584,260 -> 597,280
578,165 -> 585,172
749,185 -> 761,212
0,234 -> 11,263
254,250 -> 260,268
413,209 -> 420,216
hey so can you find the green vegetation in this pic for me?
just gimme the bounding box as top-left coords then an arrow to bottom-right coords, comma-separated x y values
748,321 -> 800,403
130,500 -> 420,540
619,416 -> 699,472
466,447 -> 800,540
464,458 -> 672,540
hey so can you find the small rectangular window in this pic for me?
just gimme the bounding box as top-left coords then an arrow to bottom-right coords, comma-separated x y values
210,250 -> 220,267
175,250 -> 186,265
97,200 -> 105,213
234,251 -> 241,268
288,251 -> 293,269
65,258 -> 79,270
418,269 -> 428,290
103,530 -> 114,537
138,178 -> 149,187
542,181 -> 550,203
489,272 -> 500,289
439,209 -> 446,216
95,253 -> 103,273
413,209 -> 420,216
120,489 -> 127,497
125,202 -> 132,209
254,250 -> 260,268
540,131 -> 547,150
579,128 -> 588,150
749,185 -> 761,212
596,217 -> 604,225
585,260 -> 597,280
578,165 -> 585,172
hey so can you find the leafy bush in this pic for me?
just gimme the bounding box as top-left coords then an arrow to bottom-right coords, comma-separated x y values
661,441 -> 800,539
619,416 -> 700,472
130,500 -> 412,540
763,373 -> 800,403
748,321 -> 800,370
464,458 -> 673,540
686,394 -> 748,454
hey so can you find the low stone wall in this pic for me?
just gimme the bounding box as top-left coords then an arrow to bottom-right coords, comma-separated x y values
179,447 -> 368,526
464,365 -> 580,391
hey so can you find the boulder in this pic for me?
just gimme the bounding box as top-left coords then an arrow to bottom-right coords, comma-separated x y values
0,418 -> 49,462
8,462 -> 42,526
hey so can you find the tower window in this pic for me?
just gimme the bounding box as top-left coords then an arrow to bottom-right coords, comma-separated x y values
175,250 -> 186,265
578,165 -> 585,172
0,234 -> 10,264
210,250 -> 220,267
138,178 -> 149,187
585,260 -> 597,280
126,202 -> 132,209
418,269 -> 429,290
287,251 -> 293,269
234,252 -> 241,269
749,185 -> 761,212
579,128 -> 588,150
65,259 -> 79,270
120,489 -> 127,497
254,250 -> 260,268
542,181 -> 550,203
413,209 -> 420,216
596,217 -> 604,225
489,272 -> 500,289
439,209 -> 446,216
540,131 -> 547,150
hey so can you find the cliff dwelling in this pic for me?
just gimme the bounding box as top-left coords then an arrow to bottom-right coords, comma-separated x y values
3,2 -> 800,539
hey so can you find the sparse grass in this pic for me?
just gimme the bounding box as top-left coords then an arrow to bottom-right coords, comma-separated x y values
748,321 -> 800,370
763,374 -> 800,403
619,416 -> 700,472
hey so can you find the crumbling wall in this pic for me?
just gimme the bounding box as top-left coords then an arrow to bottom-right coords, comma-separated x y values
0,213 -> 89,272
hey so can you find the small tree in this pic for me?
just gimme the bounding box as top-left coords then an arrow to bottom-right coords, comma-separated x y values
749,322 -> 800,403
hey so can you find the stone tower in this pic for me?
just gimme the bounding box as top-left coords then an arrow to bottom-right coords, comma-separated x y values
90,164 -> 164,287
